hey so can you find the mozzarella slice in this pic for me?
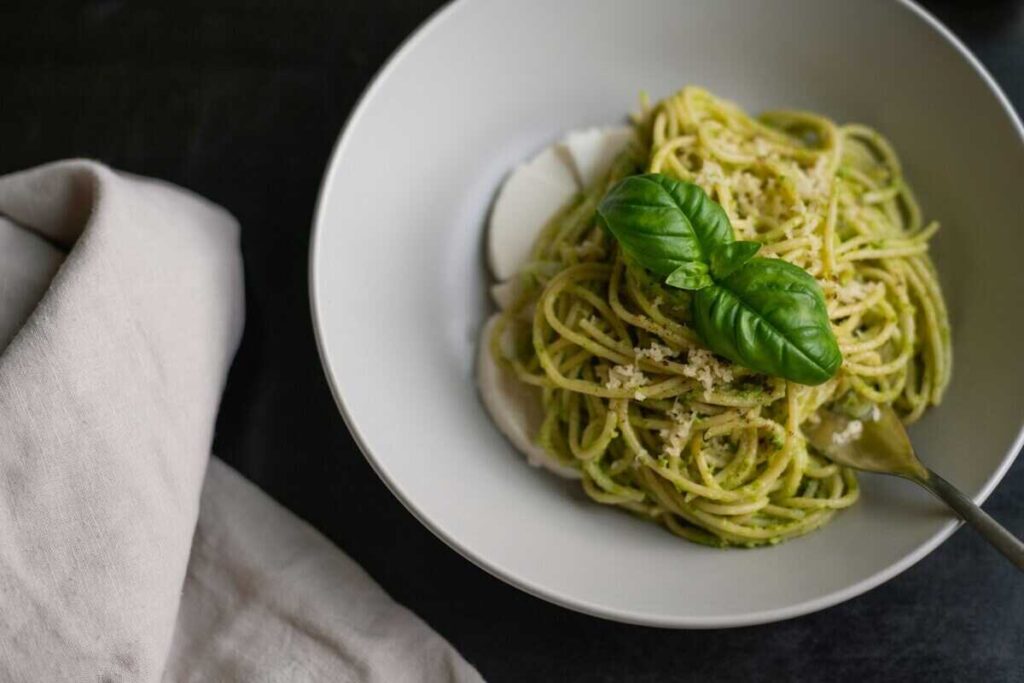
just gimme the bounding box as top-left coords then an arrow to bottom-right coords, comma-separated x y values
476,315 -> 580,479
481,126 -> 634,479
488,146 -> 579,281
559,126 -> 635,189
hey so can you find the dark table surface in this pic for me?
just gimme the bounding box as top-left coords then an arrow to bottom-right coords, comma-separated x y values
3,1 -> 1022,680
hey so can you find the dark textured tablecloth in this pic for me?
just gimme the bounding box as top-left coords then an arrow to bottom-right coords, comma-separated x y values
2,1 -> 1021,680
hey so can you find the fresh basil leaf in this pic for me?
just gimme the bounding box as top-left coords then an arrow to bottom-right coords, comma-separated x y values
709,240 -> 761,280
692,257 -> 842,385
665,261 -> 714,290
596,172 -> 842,384
597,174 -> 734,279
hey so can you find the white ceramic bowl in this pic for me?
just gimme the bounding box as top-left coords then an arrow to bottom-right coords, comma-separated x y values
311,0 -> 1024,627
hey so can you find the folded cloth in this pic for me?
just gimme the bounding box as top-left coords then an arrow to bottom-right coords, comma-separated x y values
0,161 -> 482,683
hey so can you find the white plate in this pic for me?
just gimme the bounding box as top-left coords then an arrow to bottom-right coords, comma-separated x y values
310,0 -> 1024,627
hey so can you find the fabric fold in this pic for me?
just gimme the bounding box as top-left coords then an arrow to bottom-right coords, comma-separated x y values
0,161 -> 480,682
0,161 -> 242,681
165,459 -> 480,683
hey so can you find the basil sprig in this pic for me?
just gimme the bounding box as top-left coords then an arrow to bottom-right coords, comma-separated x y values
597,173 -> 841,385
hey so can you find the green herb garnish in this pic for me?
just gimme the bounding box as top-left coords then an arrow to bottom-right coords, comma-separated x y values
597,173 -> 841,385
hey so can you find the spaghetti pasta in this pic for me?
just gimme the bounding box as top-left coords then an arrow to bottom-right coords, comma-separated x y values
490,87 -> 951,546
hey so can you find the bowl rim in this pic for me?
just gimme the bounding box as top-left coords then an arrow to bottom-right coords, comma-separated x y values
308,0 -> 1024,628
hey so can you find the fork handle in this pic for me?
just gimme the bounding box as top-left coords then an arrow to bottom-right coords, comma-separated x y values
914,468 -> 1024,571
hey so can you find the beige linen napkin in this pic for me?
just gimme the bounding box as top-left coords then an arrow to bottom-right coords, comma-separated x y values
0,161 -> 482,683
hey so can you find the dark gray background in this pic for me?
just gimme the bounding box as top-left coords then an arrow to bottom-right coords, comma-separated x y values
2,1 -> 1022,680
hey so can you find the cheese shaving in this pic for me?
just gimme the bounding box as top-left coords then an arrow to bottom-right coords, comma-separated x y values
680,349 -> 734,394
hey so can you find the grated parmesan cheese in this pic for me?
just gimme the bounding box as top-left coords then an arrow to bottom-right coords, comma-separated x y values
606,363 -> 648,401
831,419 -> 864,446
732,172 -> 765,219
694,160 -> 726,189
658,402 -> 695,460
735,171 -> 762,196
634,341 -> 676,364
680,348 -> 733,394
793,155 -> 832,201
835,278 -> 878,304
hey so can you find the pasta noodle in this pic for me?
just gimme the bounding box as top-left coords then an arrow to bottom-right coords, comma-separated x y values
490,87 -> 951,546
